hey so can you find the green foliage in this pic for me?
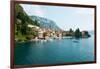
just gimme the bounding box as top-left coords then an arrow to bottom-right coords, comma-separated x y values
15,4 -> 40,42
63,28 -> 90,38
34,20 -> 40,26
69,28 -> 74,36
82,31 -> 91,37
32,31 -> 38,37
26,35 -> 33,40
74,28 -> 82,38
69,28 -> 73,33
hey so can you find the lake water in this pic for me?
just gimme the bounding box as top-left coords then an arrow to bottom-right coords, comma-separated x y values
14,33 -> 94,65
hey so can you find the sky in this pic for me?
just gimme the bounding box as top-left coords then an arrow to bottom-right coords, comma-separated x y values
20,4 -> 94,31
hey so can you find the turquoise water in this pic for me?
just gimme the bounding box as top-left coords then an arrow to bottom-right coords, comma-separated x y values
14,33 -> 94,65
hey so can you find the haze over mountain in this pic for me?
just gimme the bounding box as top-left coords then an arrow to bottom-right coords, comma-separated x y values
30,15 -> 61,31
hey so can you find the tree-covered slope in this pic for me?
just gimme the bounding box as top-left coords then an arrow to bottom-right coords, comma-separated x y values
15,4 -> 39,42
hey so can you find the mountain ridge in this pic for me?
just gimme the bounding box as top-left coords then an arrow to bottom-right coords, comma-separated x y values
30,15 -> 61,31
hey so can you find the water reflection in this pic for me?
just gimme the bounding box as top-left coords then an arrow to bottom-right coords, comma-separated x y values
15,34 -> 94,65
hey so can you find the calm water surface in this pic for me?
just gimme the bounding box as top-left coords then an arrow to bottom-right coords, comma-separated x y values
14,33 -> 94,65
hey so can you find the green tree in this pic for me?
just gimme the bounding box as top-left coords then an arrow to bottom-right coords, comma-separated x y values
74,28 -> 82,38
69,28 -> 74,36
34,20 -> 40,26
69,28 -> 73,33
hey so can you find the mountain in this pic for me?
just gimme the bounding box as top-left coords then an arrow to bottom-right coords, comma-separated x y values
15,4 -> 41,35
15,4 -> 61,32
15,4 -> 61,42
30,15 -> 61,31
15,4 -> 41,41
15,4 -> 40,26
